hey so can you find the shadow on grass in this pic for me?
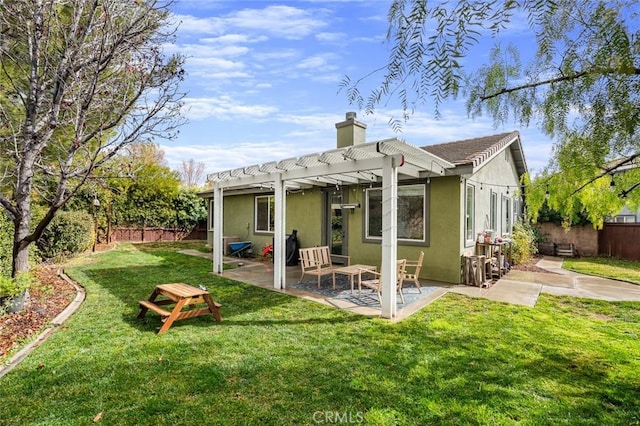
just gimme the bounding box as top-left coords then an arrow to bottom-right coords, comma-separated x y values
2,293 -> 639,424
72,244 -> 369,333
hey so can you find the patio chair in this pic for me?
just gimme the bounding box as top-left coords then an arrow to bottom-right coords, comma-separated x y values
400,251 -> 424,293
357,259 -> 407,304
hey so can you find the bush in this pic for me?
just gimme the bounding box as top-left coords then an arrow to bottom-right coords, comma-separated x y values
511,220 -> 539,265
0,211 -> 12,277
0,272 -> 33,297
37,210 -> 94,260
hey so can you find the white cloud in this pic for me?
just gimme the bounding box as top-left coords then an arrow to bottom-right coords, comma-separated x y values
200,34 -> 268,44
226,5 -> 328,39
161,142 -> 316,174
182,96 -> 279,121
316,32 -> 346,42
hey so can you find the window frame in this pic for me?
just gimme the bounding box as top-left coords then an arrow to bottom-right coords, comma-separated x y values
208,199 -> 215,231
465,183 -> 475,245
490,191 -> 498,232
502,195 -> 512,236
254,194 -> 275,234
363,183 -> 428,245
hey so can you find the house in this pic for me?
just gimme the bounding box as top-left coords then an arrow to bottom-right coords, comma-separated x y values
200,112 -> 527,318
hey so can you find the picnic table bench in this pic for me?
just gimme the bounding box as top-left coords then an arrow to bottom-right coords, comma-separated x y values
137,283 -> 222,334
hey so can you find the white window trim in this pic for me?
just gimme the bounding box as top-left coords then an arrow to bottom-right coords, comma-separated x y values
465,183 -> 475,245
255,194 -> 275,233
490,191 -> 497,232
208,199 -> 215,231
502,195 -> 512,236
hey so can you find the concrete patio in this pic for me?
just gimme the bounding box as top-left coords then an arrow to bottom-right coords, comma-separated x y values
179,250 -> 640,320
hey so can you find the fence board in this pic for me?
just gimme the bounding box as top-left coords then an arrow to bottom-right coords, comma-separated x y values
111,227 -> 206,243
598,223 -> 640,261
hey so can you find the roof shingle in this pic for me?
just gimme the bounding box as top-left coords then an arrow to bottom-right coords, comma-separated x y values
421,131 -> 519,167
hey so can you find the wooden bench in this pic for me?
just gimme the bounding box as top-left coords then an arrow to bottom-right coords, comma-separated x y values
299,246 -> 350,288
556,243 -> 576,257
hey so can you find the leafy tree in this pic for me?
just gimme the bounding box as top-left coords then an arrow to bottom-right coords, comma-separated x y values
0,0 -> 185,276
173,188 -> 207,230
342,0 -> 640,227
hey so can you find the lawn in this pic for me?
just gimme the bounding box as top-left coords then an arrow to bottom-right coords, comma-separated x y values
0,243 -> 639,425
563,257 -> 640,284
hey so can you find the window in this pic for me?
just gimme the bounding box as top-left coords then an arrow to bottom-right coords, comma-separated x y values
614,215 -> 636,223
255,195 -> 275,233
365,184 -> 425,242
490,191 -> 497,231
465,184 -> 475,242
502,196 -> 512,235
208,199 -> 215,231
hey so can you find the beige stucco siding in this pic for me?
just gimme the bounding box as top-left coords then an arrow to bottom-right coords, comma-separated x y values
461,147 -> 523,258
207,191 -> 324,253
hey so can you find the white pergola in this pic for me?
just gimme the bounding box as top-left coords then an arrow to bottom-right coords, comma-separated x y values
207,138 -> 453,318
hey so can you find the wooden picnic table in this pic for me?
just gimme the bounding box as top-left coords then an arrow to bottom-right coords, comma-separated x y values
137,283 -> 222,334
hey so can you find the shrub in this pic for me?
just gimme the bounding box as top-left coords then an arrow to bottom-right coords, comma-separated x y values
511,220 -> 539,265
37,210 -> 94,260
0,272 -> 33,297
0,211 -> 12,277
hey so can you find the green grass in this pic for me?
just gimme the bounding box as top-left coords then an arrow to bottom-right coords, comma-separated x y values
564,257 -> 640,284
1,243 -> 639,425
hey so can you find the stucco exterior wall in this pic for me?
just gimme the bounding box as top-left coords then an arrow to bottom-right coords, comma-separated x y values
344,177 -> 461,284
206,190 -> 324,254
462,148 -> 523,256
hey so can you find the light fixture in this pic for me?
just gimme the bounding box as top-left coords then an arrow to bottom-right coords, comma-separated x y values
340,203 -> 360,210
545,185 -> 550,199
506,186 -> 510,195
92,196 -> 100,208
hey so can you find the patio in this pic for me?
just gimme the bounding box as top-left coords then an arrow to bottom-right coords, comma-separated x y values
179,250 -> 465,320
221,256 -> 451,320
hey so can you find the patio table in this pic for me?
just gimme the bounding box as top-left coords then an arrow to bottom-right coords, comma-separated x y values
137,283 -> 222,334
333,264 -> 377,293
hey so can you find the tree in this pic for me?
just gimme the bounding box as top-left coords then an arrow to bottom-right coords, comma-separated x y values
0,0 -> 185,276
342,0 -> 640,227
177,158 -> 206,188
111,142 -> 181,228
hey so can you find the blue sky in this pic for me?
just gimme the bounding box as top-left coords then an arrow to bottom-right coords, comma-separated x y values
160,0 -> 554,179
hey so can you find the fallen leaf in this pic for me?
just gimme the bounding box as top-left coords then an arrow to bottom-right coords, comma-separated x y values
93,412 -> 103,423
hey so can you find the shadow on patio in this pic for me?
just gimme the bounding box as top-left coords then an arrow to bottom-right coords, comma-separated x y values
213,255 -> 452,321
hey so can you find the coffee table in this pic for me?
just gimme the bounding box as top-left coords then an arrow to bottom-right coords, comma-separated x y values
332,264 -> 377,293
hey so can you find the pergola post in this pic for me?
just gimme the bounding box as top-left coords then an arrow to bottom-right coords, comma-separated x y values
212,182 -> 224,274
273,174 -> 287,289
380,155 -> 399,318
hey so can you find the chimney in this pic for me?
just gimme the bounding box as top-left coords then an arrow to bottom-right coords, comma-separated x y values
335,111 -> 367,148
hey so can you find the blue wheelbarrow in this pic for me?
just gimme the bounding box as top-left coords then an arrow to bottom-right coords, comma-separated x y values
228,241 -> 252,257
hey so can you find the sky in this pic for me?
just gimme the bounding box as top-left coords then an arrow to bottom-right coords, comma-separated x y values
159,0 -> 555,180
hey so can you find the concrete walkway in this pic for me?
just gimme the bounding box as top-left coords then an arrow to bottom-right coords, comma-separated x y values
181,250 -> 640,317
449,256 -> 640,307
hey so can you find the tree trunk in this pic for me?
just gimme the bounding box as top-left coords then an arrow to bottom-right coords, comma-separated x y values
12,214 -> 31,277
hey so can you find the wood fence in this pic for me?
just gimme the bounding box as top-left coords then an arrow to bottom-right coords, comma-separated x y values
598,223 -> 640,261
111,226 -> 207,243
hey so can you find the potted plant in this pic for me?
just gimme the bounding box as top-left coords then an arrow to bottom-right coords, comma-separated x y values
0,273 -> 33,313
